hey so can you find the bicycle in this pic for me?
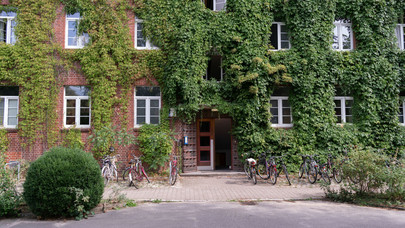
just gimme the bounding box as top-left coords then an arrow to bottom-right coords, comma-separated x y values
123,155 -> 150,188
322,154 -> 342,183
244,157 -> 257,185
101,155 -> 118,186
169,155 -> 179,185
275,155 -> 291,185
298,154 -> 318,184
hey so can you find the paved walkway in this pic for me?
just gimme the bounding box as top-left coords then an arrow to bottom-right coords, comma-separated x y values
104,174 -> 326,202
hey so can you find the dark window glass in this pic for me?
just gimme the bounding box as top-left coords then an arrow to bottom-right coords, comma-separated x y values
136,87 -> 160,96
0,86 -> 19,96
200,121 -> 210,132
270,24 -> 278,49
207,55 -> 222,81
65,86 -> 90,96
200,150 -> 210,161
200,136 -> 210,147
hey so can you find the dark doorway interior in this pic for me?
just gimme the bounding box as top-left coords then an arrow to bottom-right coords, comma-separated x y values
214,119 -> 232,170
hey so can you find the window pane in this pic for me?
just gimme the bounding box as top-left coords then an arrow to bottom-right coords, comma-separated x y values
336,116 -> 342,123
270,116 -> 278,124
403,26 -> 405,51
67,99 -> 76,108
8,116 -> 17,126
0,98 -> 4,125
0,86 -> 19,96
10,19 -> 16,44
200,136 -> 210,146
282,107 -> 290,116
68,37 -> 77,46
67,108 -> 75,116
150,107 -> 159,116
137,108 -> 145,116
346,99 -> 353,108
8,99 -> 18,108
137,117 -> 145,125
150,117 -> 159,124
150,99 -> 159,107
345,107 -> 352,116
137,99 -> 146,107
80,108 -> 89,116
399,116 -> 404,124
346,116 -> 353,123
8,107 -> 17,116
334,99 -> 341,107
66,86 -> 90,96
282,100 -> 290,108
0,19 -> 6,43
283,116 -> 291,124
67,12 -> 81,18
80,99 -> 89,108
281,34 -> 289,41
335,107 -> 341,116
270,100 -> 278,107
136,87 -> 160,96
281,41 -> 289,49
200,121 -> 210,132
66,117 -> 75,125
342,25 -> 352,49
270,23 -> 278,49
80,117 -> 89,125
200,151 -> 210,161
332,26 -> 339,49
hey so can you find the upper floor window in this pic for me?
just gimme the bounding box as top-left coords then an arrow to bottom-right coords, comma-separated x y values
202,0 -> 226,11
399,98 -> 404,125
396,24 -> 405,50
333,20 -> 353,51
270,22 -> 290,50
134,86 -> 161,127
0,86 -> 19,128
0,11 -> 16,44
135,17 -> 156,50
204,55 -> 223,81
65,13 -> 90,49
334,96 -> 353,123
64,86 -> 90,128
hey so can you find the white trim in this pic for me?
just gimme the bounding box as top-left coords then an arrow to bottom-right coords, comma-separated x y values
0,96 -> 19,128
334,96 -> 353,123
0,15 -> 16,44
135,18 -> 157,50
63,87 -> 91,128
399,98 -> 405,126
333,20 -> 353,51
396,24 -> 405,50
270,96 -> 293,127
65,14 -> 89,49
270,22 -> 290,51
134,87 -> 161,128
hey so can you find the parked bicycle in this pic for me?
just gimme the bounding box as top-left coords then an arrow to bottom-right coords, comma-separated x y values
243,152 -> 257,185
298,154 -> 318,184
169,155 -> 179,185
275,155 -> 291,185
322,154 -> 342,184
123,155 -> 150,188
101,155 -> 118,186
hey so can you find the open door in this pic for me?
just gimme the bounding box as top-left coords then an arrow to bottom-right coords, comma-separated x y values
197,119 -> 214,170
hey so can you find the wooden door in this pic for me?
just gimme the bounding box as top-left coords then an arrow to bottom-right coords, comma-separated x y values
197,119 -> 214,167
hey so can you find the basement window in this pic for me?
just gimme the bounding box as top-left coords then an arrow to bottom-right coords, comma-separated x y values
0,86 -> 19,128
202,0 -> 226,11
0,11 -> 16,44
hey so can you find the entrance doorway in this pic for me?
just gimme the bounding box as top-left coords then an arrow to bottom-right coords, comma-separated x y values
197,118 -> 232,170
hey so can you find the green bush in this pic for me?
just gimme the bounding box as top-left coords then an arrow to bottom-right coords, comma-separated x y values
0,159 -> 23,217
137,124 -> 174,171
23,147 -> 104,218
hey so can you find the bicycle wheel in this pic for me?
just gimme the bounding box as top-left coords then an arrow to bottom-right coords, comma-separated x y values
333,167 -> 342,183
112,165 -> 118,182
122,167 -> 130,181
101,166 -> 110,186
128,170 -> 139,189
298,163 -> 304,179
142,167 -> 150,183
307,165 -> 317,184
251,167 -> 257,185
244,162 -> 251,179
257,163 -> 269,180
169,162 -> 178,185
283,165 -> 291,185
320,165 -> 331,184
269,167 -> 277,185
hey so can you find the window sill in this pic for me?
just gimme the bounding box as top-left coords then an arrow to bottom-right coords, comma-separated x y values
0,127 -> 18,133
271,124 -> 293,129
62,127 -> 91,132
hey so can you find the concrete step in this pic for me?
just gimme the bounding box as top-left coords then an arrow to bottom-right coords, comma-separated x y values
180,171 -> 245,177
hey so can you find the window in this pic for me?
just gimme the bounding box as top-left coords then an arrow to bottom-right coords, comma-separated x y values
65,13 -> 89,49
134,87 -> 161,127
334,97 -> 353,123
0,86 -> 19,128
396,24 -> 405,50
333,20 -> 353,51
0,11 -> 16,44
270,97 -> 292,127
64,86 -> 90,128
202,0 -> 226,11
204,55 -> 223,81
135,18 -> 156,50
270,22 -> 290,50
399,99 -> 404,125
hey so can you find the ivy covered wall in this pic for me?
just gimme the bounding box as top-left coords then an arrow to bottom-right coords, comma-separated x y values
0,0 -> 404,164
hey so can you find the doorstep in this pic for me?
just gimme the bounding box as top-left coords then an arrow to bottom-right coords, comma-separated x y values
180,170 -> 245,177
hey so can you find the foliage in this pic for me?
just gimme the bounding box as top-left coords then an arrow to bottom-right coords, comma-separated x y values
137,124 -> 174,171
0,152 -> 22,217
0,129 -> 9,153
23,147 -> 103,218
324,148 -> 405,205
87,124 -> 136,159
62,128 -> 84,150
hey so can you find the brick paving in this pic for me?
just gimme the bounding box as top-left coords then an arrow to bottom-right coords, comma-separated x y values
103,174 -> 326,202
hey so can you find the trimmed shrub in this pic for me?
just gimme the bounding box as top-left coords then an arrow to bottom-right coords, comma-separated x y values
23,147 -> 103,218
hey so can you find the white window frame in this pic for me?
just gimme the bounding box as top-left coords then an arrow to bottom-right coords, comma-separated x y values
204,56 -> 224,81
270,96 -> 293,128
134,87 -> 161,128
0,12 -> 16,44
399,98 -> 405,126
135,18 -> 156,50
270,22 -> 291,51
334,96 -> 353,123
333,20 -> 353,51
65,13 -> 89,49
63,87 -> 91,128
201,0 -> 226,11
0,96 -> 19,129
396,24 -> 405,50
